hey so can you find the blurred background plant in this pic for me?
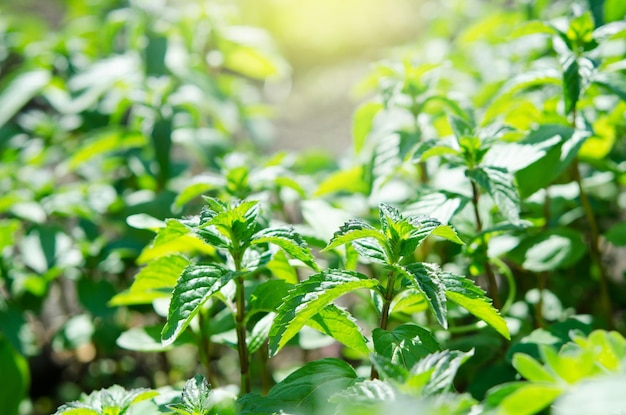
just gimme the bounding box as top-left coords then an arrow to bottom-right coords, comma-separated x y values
2,0 -> 626,414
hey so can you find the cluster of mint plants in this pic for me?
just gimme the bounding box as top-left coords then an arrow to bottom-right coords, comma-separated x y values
2,0 -> 626,414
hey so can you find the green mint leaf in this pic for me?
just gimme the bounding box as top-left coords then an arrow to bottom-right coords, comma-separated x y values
109,255 -> 189,306
404,192 -> 468,224
369,353 -> 411,383
561,54 -> 581,115
328,379 -> 396,406
492,383 -> 563,415
138,220 -> 215,264
168,375 -> 212,415
512,353 -> 558,383
353,101 -> 383,154
247,312 -> 275,354
442,272 -> 510,339
268,269 -> 377,356
468,166 -> 521,225
372,324 -> 441,370
162,264 -> 236,346
324,219 -> 387,250
398,263 -> 447,328
238,359 -> 358,415
251,226 -> 319,271
308,304 -> 370,356
247,279 -> 293,317
411,349 -> 474,395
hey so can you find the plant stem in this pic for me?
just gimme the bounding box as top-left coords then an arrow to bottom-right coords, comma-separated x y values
198,309 -> 219,387
571,158 -> 614,329
234,274 -> 250,394
371,269 -> 397,380
259,341 -> 271,396
232,248 -> 251,394
470,181 -> 502,310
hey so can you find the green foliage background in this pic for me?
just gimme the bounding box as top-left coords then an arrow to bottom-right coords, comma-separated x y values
1,0 -> 626,414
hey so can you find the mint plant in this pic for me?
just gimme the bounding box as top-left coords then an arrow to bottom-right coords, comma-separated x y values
114,198 -> 317,395
269,203 -> 510,380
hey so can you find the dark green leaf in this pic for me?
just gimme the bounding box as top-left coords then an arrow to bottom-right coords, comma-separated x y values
373,324 -> 441,370
0,337 -> 29,415
370,353 -> 410,383
162,264 -> 235,346
238,358 -> 358,415
269,269 -> 377,356
248,279 -> 293,316
605,221 -> 626,246
561,54 -> 581,115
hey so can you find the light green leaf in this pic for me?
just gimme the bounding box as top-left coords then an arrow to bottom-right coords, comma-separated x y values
496,383 -> 563,415
314,166 -> 370,196
0,220 -> 20,251
265,250 -> 299,284
251,226 -> 319,271
398,263 -> 447,328
268,269 -> 377,356
511,20 -> 557,38
373,324 -> 440,370
468,166 -> 521,225
410,139 -> 460,163
126,214 -> 165,231
138,220 -> 215,264
110,255 -> 189,306
308,304 -> 369,356
116,325 -> 195,352
205,200 -> 260,243
162,265 -> 235,346
390,289 -> 428,314
353,101 -> 383,154
485,69 -> 561,123
67,130 -> 146,171
172,176 -> 225,211
512,353 -> 557,383
238,359 -> 358,415
324,219 -> 387,257
442,272 -> 510,339
0,70 -> 50,129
